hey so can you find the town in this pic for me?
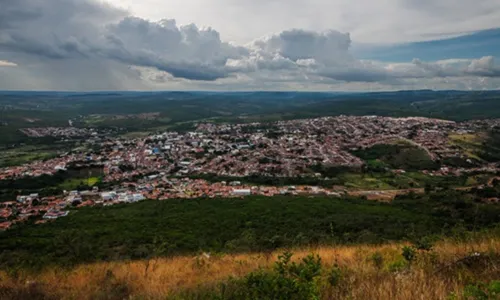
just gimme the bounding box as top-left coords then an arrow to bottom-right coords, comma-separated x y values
1,115 -> 500,231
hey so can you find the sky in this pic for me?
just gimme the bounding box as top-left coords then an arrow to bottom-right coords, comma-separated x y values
0,0 -> 499,91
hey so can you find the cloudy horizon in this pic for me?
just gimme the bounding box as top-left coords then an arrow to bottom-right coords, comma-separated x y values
0,0 -> 499,91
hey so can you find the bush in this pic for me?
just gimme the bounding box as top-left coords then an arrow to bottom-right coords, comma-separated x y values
413,236 -> 435,251
370,252 -> 384,270
327,264 -> 343,287
461,280 -> 500,300
225,252 -> 323,300
387,259 -> 407,273
402,246 -> 417,265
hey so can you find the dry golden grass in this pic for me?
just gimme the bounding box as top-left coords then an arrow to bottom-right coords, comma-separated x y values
1,238 -> 500,300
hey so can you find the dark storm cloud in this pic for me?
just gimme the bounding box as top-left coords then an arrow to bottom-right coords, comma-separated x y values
0,0 -> 243,81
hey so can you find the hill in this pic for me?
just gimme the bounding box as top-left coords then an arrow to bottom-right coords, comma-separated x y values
2,90 -> 500,146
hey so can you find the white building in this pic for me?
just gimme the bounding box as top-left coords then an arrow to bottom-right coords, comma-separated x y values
100,191 -> 116,201
132,194 -> 145,202
232,189 -> 251,196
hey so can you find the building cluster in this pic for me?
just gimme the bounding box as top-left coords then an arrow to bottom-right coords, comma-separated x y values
0,153 -> 82,179
4,116 -> 500,182
3,115 -> 500,230
0,176 -> 345,230
20,127 -> 99,138
1,193 -> 69,230
19,126 -> 120,138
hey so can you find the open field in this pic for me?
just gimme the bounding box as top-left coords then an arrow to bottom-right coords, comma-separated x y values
1,237 -> 499,299
0,145 -> 66,168
448,133 -> 485,161
58,177 -> 100,190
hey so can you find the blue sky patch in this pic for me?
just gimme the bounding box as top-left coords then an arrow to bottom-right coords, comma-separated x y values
354,28 -> 500,62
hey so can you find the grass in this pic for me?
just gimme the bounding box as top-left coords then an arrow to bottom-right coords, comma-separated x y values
0,146 -> 59,168
339,174 -> 394,190
58,177 -> 100,190
120,131 -> 151,139
338,171 -> 473,191
449,133 -> 486,161
1,237 -> 499,299
449,133 -> 483,146
352,143 -> 439,171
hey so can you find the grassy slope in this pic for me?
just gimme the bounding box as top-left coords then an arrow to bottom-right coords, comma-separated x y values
351,142 -> 438,171
1,237 -> 499,299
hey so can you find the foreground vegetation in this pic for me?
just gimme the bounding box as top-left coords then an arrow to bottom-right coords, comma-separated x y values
2,191 -> 500,271
1,237 -> 500,299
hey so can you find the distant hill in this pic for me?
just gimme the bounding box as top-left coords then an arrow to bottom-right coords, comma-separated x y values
1,90 -> 500,145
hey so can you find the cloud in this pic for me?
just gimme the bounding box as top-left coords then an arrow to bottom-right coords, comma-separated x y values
107,0 -> 500,45
239,30 -> 500,83
466,56 -> 500,77
102,17 -> 248,80
252,29 -> 352,63
0,0 -> 245,82
0,0 -> 499,91
0,60 -> 17,67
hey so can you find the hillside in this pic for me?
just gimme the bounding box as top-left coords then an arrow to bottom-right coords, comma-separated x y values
2,191 -> 500,270
1,237 -> 499,299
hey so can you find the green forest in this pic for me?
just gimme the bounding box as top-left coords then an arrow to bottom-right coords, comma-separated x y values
2,190 -> 500,270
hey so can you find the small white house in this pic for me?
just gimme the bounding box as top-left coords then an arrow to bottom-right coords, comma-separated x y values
232,189 -> 251,196
100,191 -> 116,201
16,196 -> 28,203
117,193 -> 132,203
132,194 -> 145,202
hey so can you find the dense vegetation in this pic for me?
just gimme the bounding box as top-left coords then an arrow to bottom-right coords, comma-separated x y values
352,143 -> 440,171
2,191 -> 500,270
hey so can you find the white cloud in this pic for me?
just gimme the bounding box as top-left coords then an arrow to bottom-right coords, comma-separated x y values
0,60 -> 17,67
107,0 -> 500,44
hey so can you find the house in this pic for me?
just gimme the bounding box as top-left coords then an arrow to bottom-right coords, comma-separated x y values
117,193 -> 132,203
0,221 -> 12,231
132,194 -> 145,202
100,191 -> 116,201
66,195 -> 82,205
43,210 -> 69,219
17,196 -> 29,203
232,189 -> 251,196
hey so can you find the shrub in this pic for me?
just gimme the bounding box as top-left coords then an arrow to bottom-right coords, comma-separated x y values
461,280 -> 500,300
413,236 -> 435,252
327,264 -> 343,287
402,246 -> 417,265
387,259 -> 407,273
222,251 -> 324,300
370,252 -> 384,270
